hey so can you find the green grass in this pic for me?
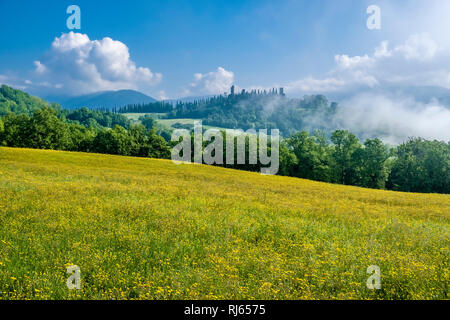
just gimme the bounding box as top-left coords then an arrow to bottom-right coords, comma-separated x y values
157,118 -> 228,131
123,113 -> 228,131
123,113 -> 168,122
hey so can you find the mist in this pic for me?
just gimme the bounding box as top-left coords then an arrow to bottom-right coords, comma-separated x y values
248,89 -> 450,145
334,92 -> 450,144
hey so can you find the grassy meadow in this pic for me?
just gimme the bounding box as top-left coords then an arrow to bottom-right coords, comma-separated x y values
123,113 -> 228,131
0,147 -> 448,300
123,113 -> 168,122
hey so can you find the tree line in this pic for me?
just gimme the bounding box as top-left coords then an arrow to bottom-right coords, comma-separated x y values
172,129 -> 449,194
0,107 -> 171,159
166,90 -> 336,136
117,101 -> 173,114
0,85 -> 448,194
284,130 -> 449,193
109,88 -> 337,136
0,107 -> 448,194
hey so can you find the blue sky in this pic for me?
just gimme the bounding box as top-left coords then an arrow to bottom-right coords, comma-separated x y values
1,0 -> 450,100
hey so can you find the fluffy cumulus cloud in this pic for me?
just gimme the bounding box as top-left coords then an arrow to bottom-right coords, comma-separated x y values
30,32 -> 161,95
184,67 -> 234,96
285,33 -> 450,95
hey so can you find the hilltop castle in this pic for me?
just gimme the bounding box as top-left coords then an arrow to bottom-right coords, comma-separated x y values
228,85 -> 285,97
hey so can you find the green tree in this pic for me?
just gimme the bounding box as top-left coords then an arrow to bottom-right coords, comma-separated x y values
330,130 -> 361,185
67,123 -> 96,152
139,115 -> 157,131
353,138 -> 389,189
0,84 -> 53,116
26,107 -> 71,150
1,113 -> 31,148
388,138 -> 449,194
127,124 -> 170,158
64,107 -> 131,129
278,141 -> 298,176
144,129 -> 172,159
287,131 -> 332,182
92,125 -> 133,156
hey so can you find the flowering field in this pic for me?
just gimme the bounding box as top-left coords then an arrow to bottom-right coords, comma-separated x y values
0,147 -> 448,300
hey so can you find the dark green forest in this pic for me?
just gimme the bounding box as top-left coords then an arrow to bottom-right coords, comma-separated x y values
117,88 -> 336,135
1,85 -> 449,194
168,90 -> 337,136
117,101 -> 173,114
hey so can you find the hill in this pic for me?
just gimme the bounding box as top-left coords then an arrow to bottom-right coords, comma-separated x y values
125,86 -> 450,143
47,90 -> 158,109
0,147 -> 448,300
125,89 -> 337,136
0,84 -> 55,116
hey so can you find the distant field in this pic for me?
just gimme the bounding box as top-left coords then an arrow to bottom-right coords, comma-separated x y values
0,147 -> 448,300
157,118 -> 228,131
123,113 -> 229,131
157,118 -> 199,127
123,113 -> 168,122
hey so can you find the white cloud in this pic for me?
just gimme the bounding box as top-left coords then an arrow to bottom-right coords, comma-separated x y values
374,41 -> 391,58
334,54 -> 372,69
396,34 -> 438,61
34,61 -> 47,74
31,32 -> 162,95
285,33 -> 450,95
254,30 -> 450,143
184,67 -> 234,96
